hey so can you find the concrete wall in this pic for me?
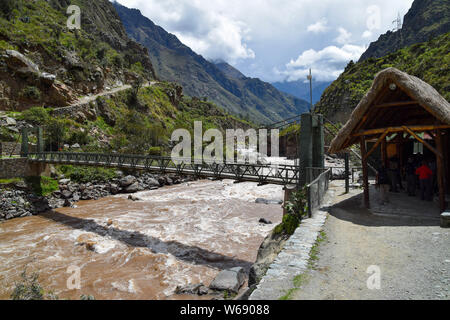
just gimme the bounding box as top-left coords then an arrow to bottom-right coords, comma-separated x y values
0,158 -> 49,179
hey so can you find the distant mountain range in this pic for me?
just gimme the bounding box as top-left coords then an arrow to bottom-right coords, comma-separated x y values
271,80 -> 332,105
315,0 -> 450,123
112,1 -> 310,124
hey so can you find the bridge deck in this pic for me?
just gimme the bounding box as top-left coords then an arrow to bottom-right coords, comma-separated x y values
27,152 -> 301,186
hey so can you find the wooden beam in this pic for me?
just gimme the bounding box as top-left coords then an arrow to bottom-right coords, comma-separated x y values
374,101 -> 418,108
435,130 -> 446,212
360,136 -> 370,209
353,124 -> 450,137
402,126 -> 443,159
363,129 -> 390,161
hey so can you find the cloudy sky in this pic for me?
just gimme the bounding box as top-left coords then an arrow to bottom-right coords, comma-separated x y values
114,0 -> 414,83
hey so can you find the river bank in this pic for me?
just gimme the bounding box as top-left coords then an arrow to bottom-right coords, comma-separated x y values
0,171 -> 194,221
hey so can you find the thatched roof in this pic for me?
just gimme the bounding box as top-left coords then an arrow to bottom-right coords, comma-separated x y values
329,67 -> 450,153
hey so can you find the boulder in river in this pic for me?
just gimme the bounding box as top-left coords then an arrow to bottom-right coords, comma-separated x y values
124,182 -> 139,193
120,175 -> 136,187
259,218 -> 272,225
255,198 -> 283,205
209,267 -> 246,293
175,283 -> 208,295
128,195 -> 141,201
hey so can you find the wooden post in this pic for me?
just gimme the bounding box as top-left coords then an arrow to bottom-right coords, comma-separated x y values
435,130 -> 446,212
345,152 -> 350,194
360,137 -> 370,209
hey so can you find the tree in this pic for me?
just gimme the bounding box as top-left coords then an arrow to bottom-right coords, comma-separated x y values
128,75 -> 144,105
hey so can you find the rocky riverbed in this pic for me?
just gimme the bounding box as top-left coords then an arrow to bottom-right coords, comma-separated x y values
0,171 -> 194,221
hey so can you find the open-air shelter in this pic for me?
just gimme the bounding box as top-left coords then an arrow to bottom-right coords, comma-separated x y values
329,68 -> 450,213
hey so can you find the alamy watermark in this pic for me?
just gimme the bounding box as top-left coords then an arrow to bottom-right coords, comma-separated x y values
366,265 -> 381,290
171,121 -> 279,164
66,265 -> 81,290
67,5 -> 81,30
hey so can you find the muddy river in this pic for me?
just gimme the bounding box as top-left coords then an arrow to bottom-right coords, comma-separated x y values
0,179 -> 283,300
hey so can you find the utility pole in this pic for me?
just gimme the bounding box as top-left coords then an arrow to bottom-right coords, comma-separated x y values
307,68 -> 313,113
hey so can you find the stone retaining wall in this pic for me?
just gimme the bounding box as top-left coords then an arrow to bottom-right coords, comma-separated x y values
0,142 -> 37,156
0,158 -> 30,178
0,142 -> 21,156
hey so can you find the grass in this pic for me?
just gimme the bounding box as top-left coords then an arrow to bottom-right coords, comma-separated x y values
0,177 -> 23,184
24,176 -> 58,196
278,230 -> 327,300
308,230 -> 327,269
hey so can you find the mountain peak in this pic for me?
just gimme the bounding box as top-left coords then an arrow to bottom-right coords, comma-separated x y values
360,0 -> 450,61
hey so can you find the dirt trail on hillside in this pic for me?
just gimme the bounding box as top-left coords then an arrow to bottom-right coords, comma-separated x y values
292,188 -> 449,300
56,82 -> 156,110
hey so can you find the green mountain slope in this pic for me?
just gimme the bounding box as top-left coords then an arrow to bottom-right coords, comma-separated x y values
0,0 -> 155,111
112,1 -> 309,124
315,32 -> 450,122
360,0 -> 450,61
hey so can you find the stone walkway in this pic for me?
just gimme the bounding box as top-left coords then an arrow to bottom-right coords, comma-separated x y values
249,182 -> 338,300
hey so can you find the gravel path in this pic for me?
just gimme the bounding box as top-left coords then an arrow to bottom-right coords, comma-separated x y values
292,187 -> 450,300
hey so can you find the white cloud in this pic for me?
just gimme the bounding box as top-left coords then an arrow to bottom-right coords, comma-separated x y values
114,0 -> 415,82
307,18 -> 328,33
279,44 -> 366,81
334,27 -> 352,44
362,30 -> 373,38
174,14 -> 255,63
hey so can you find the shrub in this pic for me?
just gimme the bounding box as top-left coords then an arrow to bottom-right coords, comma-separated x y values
67,130 -> 91,146
148,146 -> 162,156
10,270 -> 44,300
274,187 -> 308,236
68,166 -> 117,183
18,107 -> 50,125
20,86 -> 41,101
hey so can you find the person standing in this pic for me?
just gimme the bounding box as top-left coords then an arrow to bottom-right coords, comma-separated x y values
405,158 -> 416,196
376,165 -> 391,205
388,157 -> 400,193
415,160 -> 433,201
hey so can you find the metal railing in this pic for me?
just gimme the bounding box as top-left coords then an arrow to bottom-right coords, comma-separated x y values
306,168 -> 331,218
27,152 -> 303,186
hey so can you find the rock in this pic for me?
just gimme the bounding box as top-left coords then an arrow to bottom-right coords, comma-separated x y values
124,182 -> 139,193
175,283 -> 204,295
209,267 -> 246,293
255,198 -> 283,205
128,195 -> 141,201
248,230 -> 286,287
61,190 -> 73,199
120,175 -> 136,187
59,179 -> 71,185
4,50 -> 39,75
259,218 -> 272,225
5,117 -> 16,126
146,178 -> 160,188
441,212 -> 450,228
40,72 -> 56,86
109,183 -> 120,194
198,285 -> 209,296
63,199 -> 73,207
